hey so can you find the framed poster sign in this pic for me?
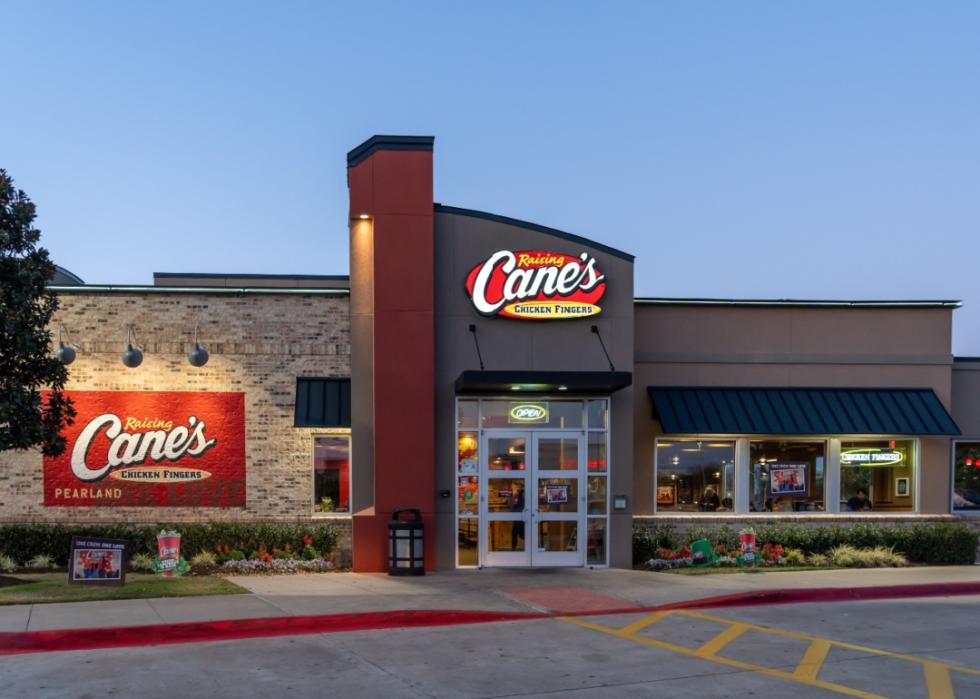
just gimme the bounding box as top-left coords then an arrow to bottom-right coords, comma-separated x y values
545,484 -> 569,504
656,485 -> 676,506
69,536 -> 127,585
895,477 -> 910,497
770,464 -> 807,495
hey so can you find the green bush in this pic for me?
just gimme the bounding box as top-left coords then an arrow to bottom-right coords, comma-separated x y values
0,522 -> 341,566
632,524 -> 676,564
746,522 -> 976,565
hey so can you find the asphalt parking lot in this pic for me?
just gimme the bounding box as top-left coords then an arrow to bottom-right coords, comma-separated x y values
4,594 -> 980,698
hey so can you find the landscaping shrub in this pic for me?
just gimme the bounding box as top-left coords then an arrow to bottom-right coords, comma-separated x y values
26,554 -> 55,569
0,522 -> 341,566
0,554 -> 16,573
129,552 -> 155,572
632,524 -> 676,564
634,522 -> 977,567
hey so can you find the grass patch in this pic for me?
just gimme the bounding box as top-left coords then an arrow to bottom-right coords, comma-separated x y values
0,573 -> 248,606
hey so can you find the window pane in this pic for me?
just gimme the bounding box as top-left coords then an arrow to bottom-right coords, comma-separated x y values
537,520 -> 577,552
587,476 -> 607,514
537,437 -> 579,470
488,478 -> 526,513
480,400 -> 583,429
458,518 -> 478,566
587,400 -> 607,429
840,440 -> 915,513
314,436 -> 350,513
457,400 -> 478,429
750,441 -> 824,513
458,476 -> 479,515
457,432 -> 478,474
487,437 -> 526,471
587,519 -> 606,564
488,521 -> 525,552
954,442 -> 980,511
588,433 -> 607,472
537,478 -> 578,513
656,440 -> 735,513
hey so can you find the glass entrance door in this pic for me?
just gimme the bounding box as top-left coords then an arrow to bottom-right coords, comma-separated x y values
482,432 -> 530,566
531,432 -> 585,566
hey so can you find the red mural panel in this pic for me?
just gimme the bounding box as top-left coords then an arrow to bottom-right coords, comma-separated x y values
43,391 -> 246,507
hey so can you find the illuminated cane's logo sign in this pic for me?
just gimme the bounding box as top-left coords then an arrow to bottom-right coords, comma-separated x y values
508,403 -> 549,424
465,250 -> 606,320
840,448 -> 905,466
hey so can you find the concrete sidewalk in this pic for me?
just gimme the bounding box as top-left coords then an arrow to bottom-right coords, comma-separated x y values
1,565 -> 977,634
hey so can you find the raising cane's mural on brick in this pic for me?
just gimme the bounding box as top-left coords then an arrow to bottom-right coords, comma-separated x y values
43,391 -> 246,507
465,250 -> 606,320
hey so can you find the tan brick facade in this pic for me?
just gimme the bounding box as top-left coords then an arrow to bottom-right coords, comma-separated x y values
0,289 -> 352,533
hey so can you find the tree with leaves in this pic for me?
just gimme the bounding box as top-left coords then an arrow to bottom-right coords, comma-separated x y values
0,169 -> 75,456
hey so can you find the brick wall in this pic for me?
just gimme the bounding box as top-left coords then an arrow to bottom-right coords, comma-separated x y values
0,290 -> 352,535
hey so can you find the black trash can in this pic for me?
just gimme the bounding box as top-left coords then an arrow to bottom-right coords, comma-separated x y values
388,508 -> 424,576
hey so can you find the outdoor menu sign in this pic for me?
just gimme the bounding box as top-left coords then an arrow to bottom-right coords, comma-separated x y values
68,536 -> 127,586
43,391 -> 246,507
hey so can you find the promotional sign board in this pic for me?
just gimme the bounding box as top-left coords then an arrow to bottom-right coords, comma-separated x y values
68,536 -> 127,585
769,464 -> 808,495
44,391 -> 246,507
465,250 -> 606,320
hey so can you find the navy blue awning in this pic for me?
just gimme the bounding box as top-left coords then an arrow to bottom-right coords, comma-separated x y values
648,387 -> 960,436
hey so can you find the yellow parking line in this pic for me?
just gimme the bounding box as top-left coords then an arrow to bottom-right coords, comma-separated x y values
697,622 -> 749,657
675,609 -> 980,679
923,661 -> 955,699
617,611 -> 669,635
560,615 -> 886,699
794,639 -> 832,681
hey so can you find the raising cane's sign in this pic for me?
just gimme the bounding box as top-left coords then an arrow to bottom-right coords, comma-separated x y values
43,391 -> 246,507
465,250 -> 606,320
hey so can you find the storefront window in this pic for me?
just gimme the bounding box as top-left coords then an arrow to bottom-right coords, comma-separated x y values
457,400 -> 479,429
750,441 -> 824,512
655,440 -> 735,513
840,440 -> 915,513
313,436 -> 350,514
953,442 -> 980,512
588,433 -> 607,472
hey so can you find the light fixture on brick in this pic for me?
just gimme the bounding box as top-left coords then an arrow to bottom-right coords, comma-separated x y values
187,324 -> 209,367
55,323 -> 78,365
121,325 -> 144,368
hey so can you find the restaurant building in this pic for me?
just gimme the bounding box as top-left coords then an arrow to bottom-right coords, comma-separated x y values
4,135 -> 979,571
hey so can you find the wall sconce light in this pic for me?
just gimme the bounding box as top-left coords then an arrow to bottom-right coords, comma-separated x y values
187,325 -> 209,367
121,325 -> 144,368
55,323 -> 78,365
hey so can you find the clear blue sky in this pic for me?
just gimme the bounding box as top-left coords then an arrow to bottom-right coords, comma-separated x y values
3,3 -> 979,353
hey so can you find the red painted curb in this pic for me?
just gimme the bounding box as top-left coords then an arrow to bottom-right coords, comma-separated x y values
0,609 -> 547,656
2,580 -> 978,656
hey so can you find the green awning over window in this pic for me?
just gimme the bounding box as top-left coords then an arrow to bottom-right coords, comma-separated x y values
294,378 -> 351,427
648,387 -> 959,436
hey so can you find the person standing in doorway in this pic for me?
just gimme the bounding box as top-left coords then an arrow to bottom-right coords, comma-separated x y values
510,485 -> 526,550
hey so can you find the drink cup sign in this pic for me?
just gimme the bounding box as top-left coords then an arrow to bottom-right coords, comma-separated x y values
739,528 -> 757,568
152,529 -> 190,577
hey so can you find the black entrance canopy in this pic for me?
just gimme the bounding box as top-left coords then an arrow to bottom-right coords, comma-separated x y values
648,386 -> 960,436
456,370 -> 633,395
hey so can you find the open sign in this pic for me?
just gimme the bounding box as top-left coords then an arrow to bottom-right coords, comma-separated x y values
508,403 -> 549,424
